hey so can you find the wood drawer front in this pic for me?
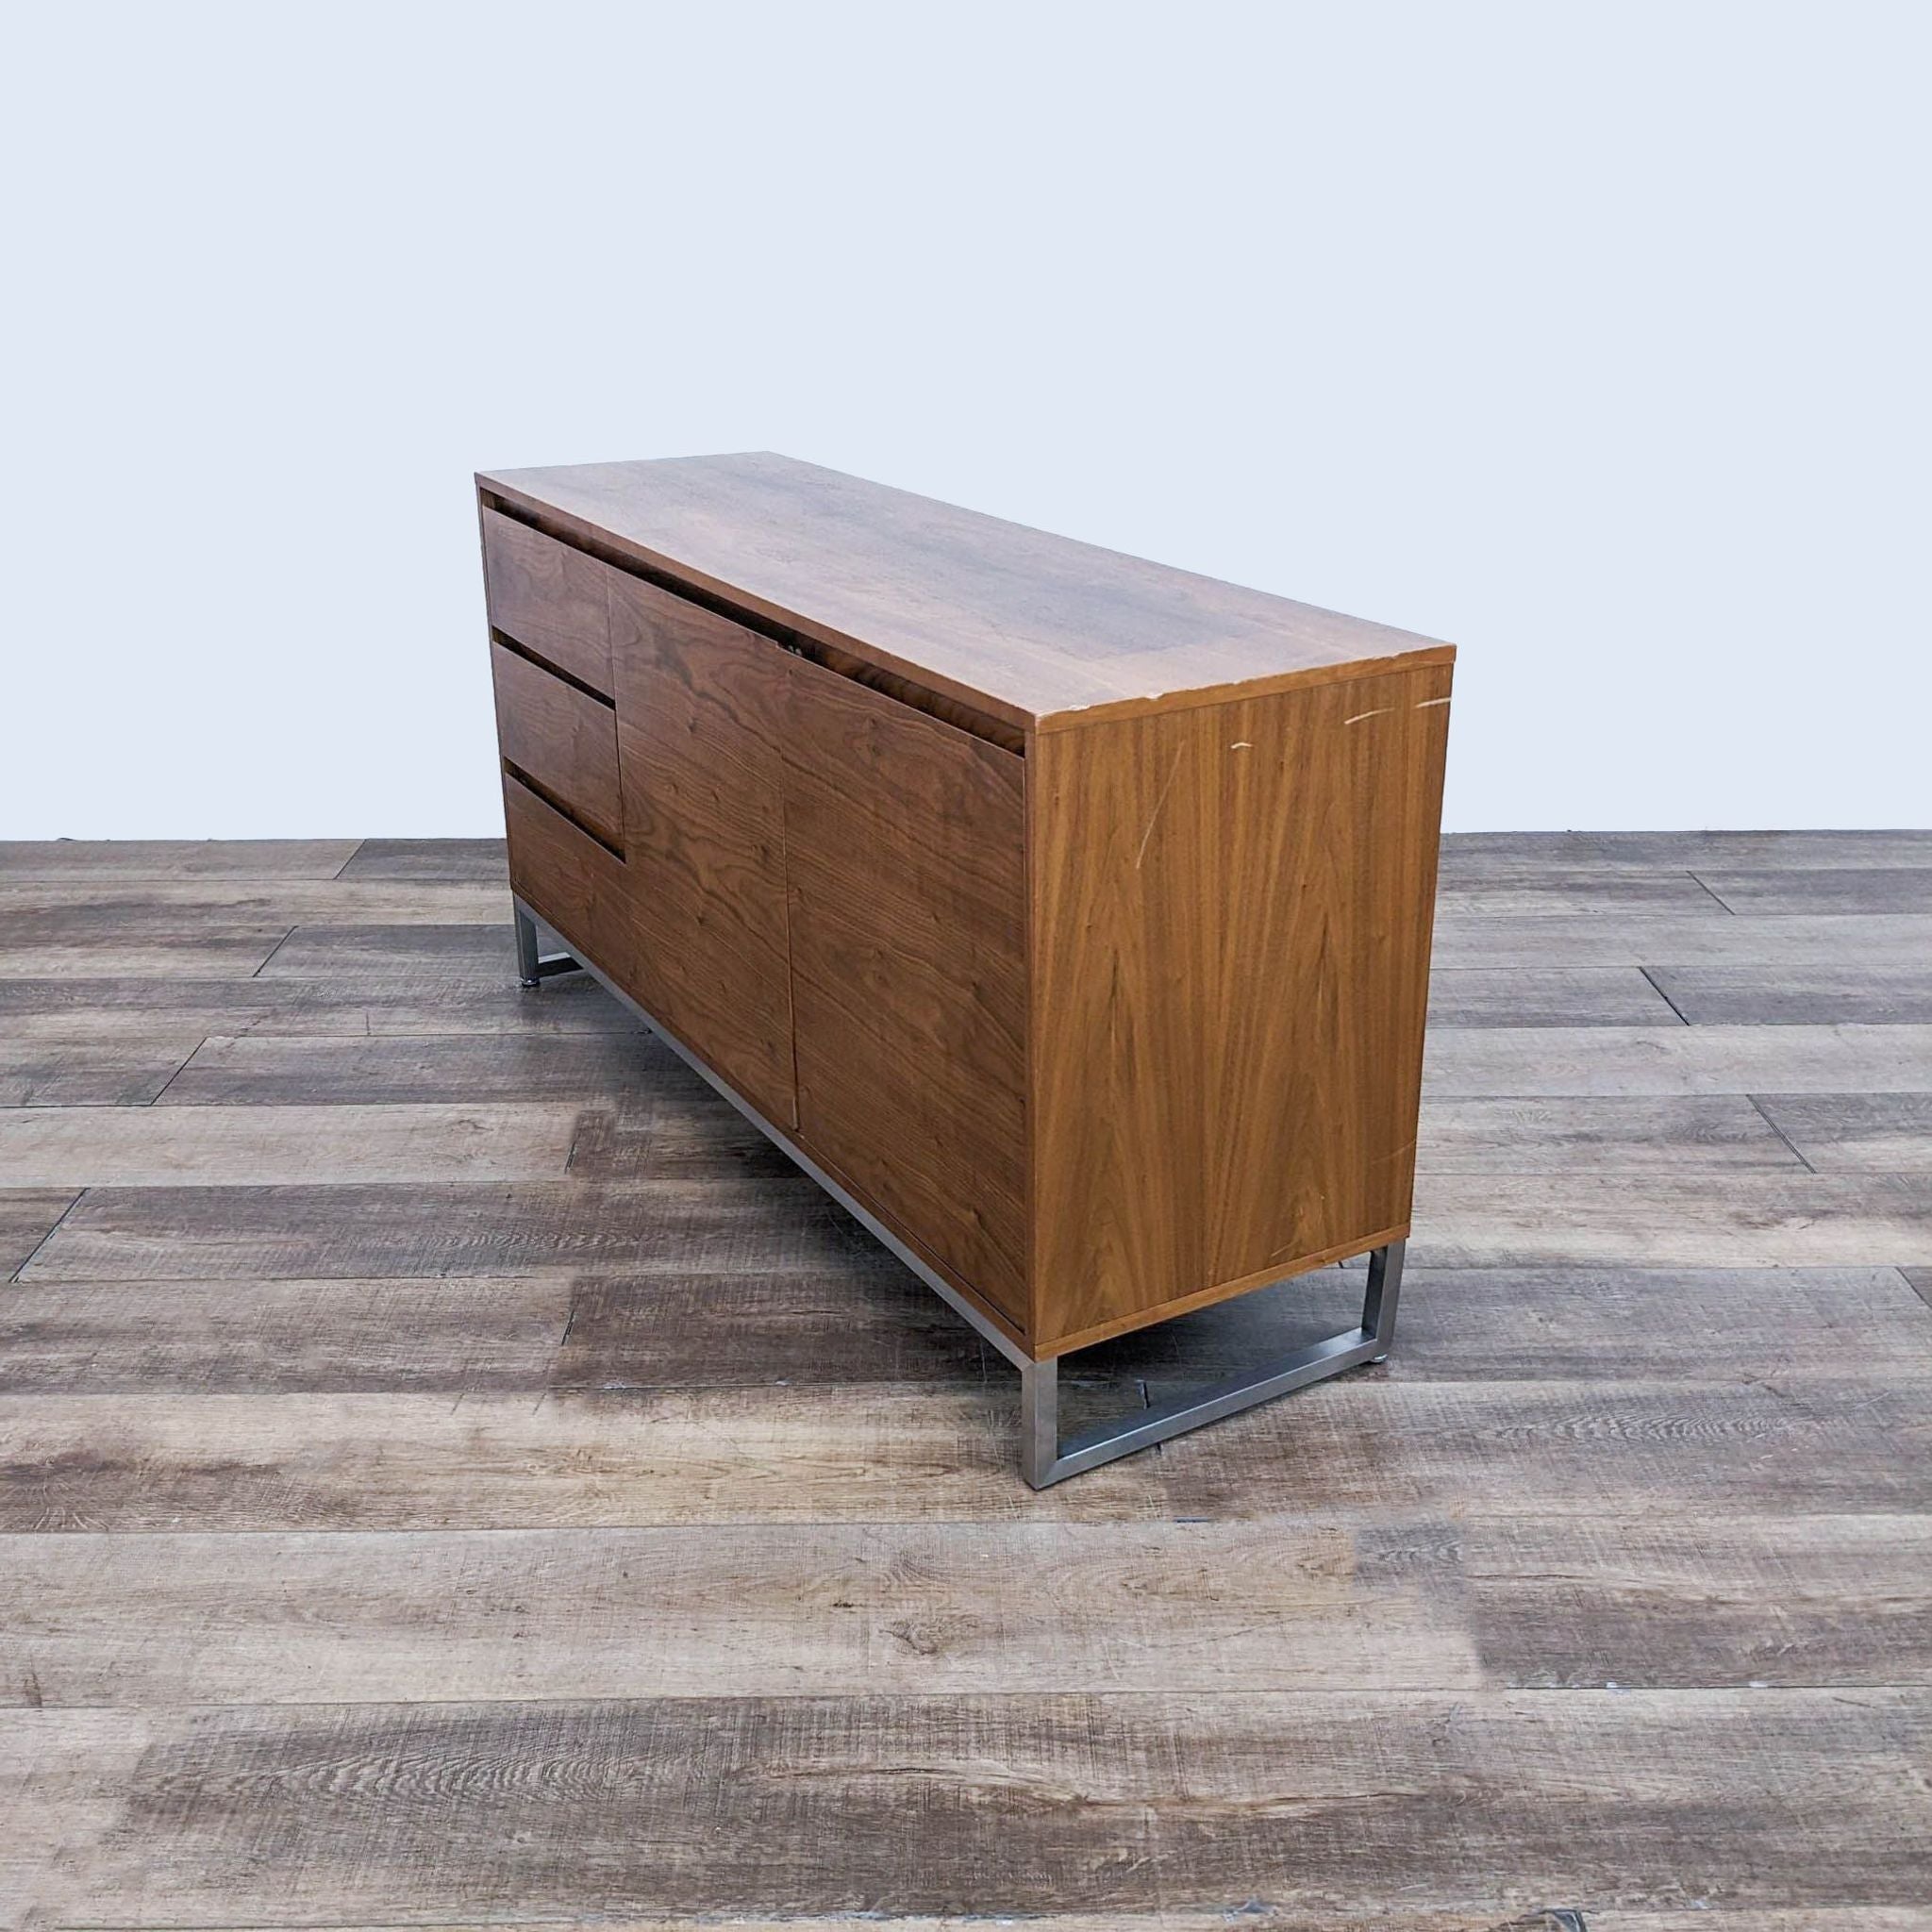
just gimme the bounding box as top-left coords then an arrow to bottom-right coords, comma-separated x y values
782,655 -> 1029,1327
607,571 -> 796,1130
480,508 -> 613,695
502,773 -> 631,980
490,643 -> 623,850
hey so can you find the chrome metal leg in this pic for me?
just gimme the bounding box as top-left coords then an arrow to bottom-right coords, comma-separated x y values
1019,1239 -> 1407,1489
513,898 -> 583,988
1019,1357 -> 1060,1491
1361,1238 -> 1405,1361
514,904 -> 541,985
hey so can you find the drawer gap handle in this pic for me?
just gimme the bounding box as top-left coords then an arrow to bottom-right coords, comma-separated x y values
491,630 -> 616,708
503,761 -> 625,861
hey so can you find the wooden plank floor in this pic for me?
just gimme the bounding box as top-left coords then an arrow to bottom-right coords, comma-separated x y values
2,830 -> 1929,1930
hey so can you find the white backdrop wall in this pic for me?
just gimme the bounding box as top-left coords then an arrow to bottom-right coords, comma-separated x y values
5,2 -> 1926,838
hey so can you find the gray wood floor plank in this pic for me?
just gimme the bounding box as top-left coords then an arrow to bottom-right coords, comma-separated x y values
0,1271 -> 981,1394
1443,830 -> 1932,871
1431,870 -> 1725,915
256,923 -> 522,980
1424,1024 -> 1932,1096
1428,912 -> 1932,970
1,1918 -> 1605,1932
571,1259 -> 1932,1390
0,1104 -> 584,1187
0,1260 -> 1140,1417
1753,1094 -> 1932,1171
1,1708 -> 151,1926
338,838 -> 509,882
0,839 -> 360,878
1426,969 -> 1683,1027
1907,1269 -> 1932,1310
1697,869 -> 1932,916
154,1033 -> 678,1106
1146,1375 -> 1932,1520
18,1691 -> 1928,1920
0,1036 -> 207,1107
564,1095 -> 799,1181
0,972 -> 638,1039
1099,1265 -> 1932,1386
7,1513 -> 1924,1709
551,1267 -> 1000,1388
2,1375 -> 1924,1529
0,1521 -> 1486,1707
1441,1514 -> 1932,1690
1593,1913 -> 1932,1932
0,1277 -> 573,1393
22,1158 -> 1932,1286
1415,1096 -> 1801,1169
0,1920 -> 1604,1932
1408,1173 -> 1932,1267
0,932 -> 291,979
1647,962 -> 1932,1025
0,1386 -> 1160,1527
0,1191 -> 78,1280
8,1266 -> 1920,1394
14,1179 -> 859,1282
0,880 -> 510,924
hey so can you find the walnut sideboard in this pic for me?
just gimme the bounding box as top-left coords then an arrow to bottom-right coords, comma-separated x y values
476,453 -> 1455,1485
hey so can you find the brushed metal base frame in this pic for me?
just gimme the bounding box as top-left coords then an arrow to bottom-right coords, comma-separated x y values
514,904 -> 585,988
513,894 -> 1406,1489
1019,1241 -> 1403,1488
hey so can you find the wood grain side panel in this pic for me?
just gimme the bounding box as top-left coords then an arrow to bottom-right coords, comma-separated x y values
489,644 -> 622,848
1029,663 -> 1452,1348
607,573 -> 795,1129
782,658 -> 1029,1329
479,507 -> 613,694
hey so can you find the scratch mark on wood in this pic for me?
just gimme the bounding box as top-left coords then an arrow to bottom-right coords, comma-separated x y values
1134,748 -> 1187,870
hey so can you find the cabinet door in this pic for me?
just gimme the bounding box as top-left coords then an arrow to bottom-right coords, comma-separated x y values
781,657 -> 1029,1330
607,571 -> 797,1129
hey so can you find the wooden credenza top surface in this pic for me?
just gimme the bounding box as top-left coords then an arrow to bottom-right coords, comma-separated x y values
476,452 -> 1454,734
